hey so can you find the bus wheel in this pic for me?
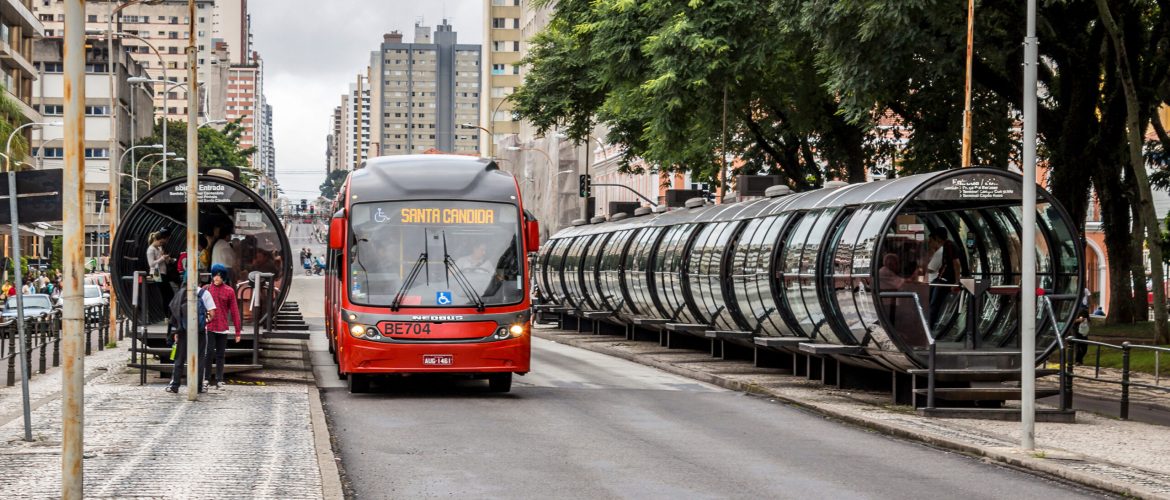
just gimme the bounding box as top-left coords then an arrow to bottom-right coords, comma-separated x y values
487,373 -> 512,393
348,373 -> 370,394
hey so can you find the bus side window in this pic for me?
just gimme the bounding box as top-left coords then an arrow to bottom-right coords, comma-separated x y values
333,252 -> 343,281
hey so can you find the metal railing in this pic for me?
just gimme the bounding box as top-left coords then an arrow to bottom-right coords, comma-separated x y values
879,291 -> 937,408
2,304 -> 114,387
1065,337 -> 1170,420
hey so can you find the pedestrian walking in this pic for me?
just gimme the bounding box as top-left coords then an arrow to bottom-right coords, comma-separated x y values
203,264 -> 241,389
165,279 -> 217,394
1073,310 -> 1090,365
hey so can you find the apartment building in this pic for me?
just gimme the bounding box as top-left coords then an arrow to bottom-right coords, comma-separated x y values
377,21 -> 481,155
32,37 -> 155,259
482,0 -> 521,155
34,0 -> 216,121
0,0 -> 45,261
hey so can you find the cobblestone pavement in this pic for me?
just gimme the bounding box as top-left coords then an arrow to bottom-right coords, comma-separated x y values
0,346 -> 324,499
536,329 -> 1170,499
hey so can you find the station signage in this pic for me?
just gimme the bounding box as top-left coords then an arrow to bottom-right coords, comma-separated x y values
150,181 -> 253,204
920,173 -> 1021,201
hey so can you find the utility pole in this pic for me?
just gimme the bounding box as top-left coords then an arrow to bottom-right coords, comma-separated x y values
961,0 -> 975,168
62,0 -> 87,497
185,0 -> 200,401
1020,0 -> 1039,450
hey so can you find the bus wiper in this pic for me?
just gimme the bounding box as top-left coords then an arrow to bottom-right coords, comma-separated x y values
441,231 -> 486,312
391,228 -> 431,311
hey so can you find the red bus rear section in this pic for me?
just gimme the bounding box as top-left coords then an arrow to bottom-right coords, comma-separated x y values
323,155 -> 538,393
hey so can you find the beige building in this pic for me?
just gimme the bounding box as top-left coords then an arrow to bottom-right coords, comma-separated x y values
378,21 -> 480,155
35,0 -> 216,121
1,0 -> 43,127
32,38 -> 155,259
481,0 -> 522,155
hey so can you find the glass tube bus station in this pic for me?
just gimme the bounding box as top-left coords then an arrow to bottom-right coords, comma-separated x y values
537,168 -> 1082,401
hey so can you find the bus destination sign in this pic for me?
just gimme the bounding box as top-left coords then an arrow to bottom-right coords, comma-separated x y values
395,207 -> 497,225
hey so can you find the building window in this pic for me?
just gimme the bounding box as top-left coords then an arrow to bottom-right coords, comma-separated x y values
491,63 -> 505,76
84,148 -> 109,159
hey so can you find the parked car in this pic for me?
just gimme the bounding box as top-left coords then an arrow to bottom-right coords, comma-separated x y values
83,285 -> 108,307
2,294 -> 58,319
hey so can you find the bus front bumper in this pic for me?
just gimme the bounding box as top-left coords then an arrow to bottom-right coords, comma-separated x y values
341,336 -> 530,374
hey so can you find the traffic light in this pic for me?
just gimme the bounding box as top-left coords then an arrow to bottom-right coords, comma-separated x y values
300,199 -> 308,213
309,205 -> 315,215
578,174 -> 591,198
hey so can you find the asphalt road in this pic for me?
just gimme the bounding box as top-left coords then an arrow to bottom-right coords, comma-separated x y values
284,223 -> 1102,499
319,343 -> 1103,498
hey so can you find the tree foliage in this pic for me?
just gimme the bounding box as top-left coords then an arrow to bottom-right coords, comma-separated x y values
512,0 -> 875,189
125,118 -> 257,207
319,169 -> 349,200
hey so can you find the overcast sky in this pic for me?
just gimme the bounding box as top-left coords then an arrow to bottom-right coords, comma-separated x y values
250,0 -> 483,200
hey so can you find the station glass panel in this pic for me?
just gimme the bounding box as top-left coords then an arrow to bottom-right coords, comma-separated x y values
686,223 -> 722,324
538,238 -> 561,303
653,224 -> 699,322
824,206 -> 876,344
598,229 -> 634,312
562,236 -> 591,309
755,214 -> 793,335
729,217 -> 768,331
853,203 -> 896,341
798,208 -> 840,341
777,210 -> 824,337
545,238 -> 573,304
709,221 -> 745,331
624,226 -> 664,317
580,232 -> 611,310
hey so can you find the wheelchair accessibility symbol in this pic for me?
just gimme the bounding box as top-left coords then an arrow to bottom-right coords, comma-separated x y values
373,208 -> 390,223
436,291 -> 453,305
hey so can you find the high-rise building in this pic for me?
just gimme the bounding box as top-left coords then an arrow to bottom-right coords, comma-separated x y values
211,0 -> 250,65
225,52 -> 267,168
344,75 -> 370,169
327,105 -> 343,173
482,0 -> 521,155
34,0 -> 217,121
377,21 -> 481,155
32,38 -> 155,259
1,0 -> 43,126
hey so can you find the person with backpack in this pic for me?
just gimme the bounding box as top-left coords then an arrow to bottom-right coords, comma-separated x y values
165,279 -> 217,394
203,264 -> 241,390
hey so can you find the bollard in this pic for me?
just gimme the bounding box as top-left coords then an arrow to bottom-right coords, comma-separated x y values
85,308 -> 93,356
38,317 -> 47,374
1062,337 -> 1074,410
52,317 -> 60,368
6,332 -> 14,386
927,341 -> 936,410
23,322 -> 32,381
1120,342 -> 1131,420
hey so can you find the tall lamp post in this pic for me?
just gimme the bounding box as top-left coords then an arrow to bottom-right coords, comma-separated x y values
1020,0 -> 1040,451
132,151 -> 175,200
4,121 -> 61,444
184,0 -> 200,402
459,123 -> 494,157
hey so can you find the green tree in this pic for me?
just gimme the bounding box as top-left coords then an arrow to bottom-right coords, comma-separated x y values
124,118 -> 257,209
512,0 -> 875,189
320,169 -> 349,200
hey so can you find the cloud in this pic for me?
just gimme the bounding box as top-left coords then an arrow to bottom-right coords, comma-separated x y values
249,0 -> 483,197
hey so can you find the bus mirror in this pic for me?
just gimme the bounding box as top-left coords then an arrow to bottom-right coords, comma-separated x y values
525,220 -> 540,252
329,218 -> 345,250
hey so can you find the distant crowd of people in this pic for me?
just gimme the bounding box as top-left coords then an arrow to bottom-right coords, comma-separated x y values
2,271 -> 63,299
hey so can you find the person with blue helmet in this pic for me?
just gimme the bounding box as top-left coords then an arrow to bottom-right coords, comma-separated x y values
203,263 -> 242,389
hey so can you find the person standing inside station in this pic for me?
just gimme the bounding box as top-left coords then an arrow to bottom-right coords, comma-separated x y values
210,224 -> 236,284
203,264 -> 241,390
928,227 -> 962,327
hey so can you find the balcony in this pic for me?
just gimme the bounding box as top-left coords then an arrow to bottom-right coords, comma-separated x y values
0,37 -> 36,78
0,0 -> 44,35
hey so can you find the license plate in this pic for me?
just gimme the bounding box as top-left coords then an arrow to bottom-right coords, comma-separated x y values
423,355 -> 453,366
383,322 -> 432,336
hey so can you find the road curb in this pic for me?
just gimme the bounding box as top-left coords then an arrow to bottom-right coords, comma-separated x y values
535,332 -> 1167,499
309,384 -> 345,500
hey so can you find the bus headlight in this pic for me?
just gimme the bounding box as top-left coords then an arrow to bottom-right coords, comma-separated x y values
495,323 -> 526,340
349,323 -> 367,338
365,327 -> 381,339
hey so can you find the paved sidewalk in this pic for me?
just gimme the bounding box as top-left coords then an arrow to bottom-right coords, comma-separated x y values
535,328 -> 1170,499
0,343 -> 330,499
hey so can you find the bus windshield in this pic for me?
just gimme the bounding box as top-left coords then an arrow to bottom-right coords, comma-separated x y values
348,200 -> 524,308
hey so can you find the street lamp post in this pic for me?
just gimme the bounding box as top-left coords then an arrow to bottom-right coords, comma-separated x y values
4,121 -> 61,444
459,123 -> 494,157
132,151 -> 175,201
1020,0 -> 1039,451
145,157 -> 184,189
90,30 -> 168,181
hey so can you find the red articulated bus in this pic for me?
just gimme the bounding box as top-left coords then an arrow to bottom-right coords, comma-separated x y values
324,155 -> 539,393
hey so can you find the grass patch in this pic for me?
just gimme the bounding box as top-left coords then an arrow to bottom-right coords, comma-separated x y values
1077,344 -> 1170,377
1086,319 -> 1155,339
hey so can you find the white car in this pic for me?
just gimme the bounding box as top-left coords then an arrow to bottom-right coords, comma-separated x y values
83,285 -> 108,307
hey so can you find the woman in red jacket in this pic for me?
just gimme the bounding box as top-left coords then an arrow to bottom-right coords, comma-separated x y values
203,264 -> 241,390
